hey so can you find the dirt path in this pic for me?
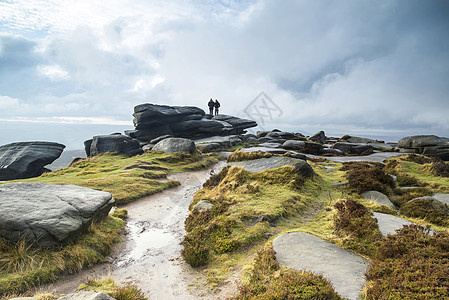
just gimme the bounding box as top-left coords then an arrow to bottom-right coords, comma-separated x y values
42,161 -> 229,299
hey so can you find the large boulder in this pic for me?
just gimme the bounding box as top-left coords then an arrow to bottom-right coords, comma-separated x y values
152,137 -> 198,154
0,141 -> 65,181
309,130 -> 327,144
128,103 -> 257,142
0,182 -> 115,247
85,134 -> 143,157
332,142 -> 378,155
397,135 -> 449,161
282,140 -> 323,154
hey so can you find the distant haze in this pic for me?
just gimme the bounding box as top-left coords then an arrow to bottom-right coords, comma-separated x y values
1,0 -> 448,148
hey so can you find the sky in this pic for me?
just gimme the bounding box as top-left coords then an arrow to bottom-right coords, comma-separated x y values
1,0 -> 448,149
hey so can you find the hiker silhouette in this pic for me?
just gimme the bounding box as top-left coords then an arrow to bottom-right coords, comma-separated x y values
214,99 -> 220,115
208,98 -> 214,115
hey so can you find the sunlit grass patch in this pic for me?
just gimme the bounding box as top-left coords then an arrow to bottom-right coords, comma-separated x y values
183,164 -> 313,268
0,215 -> 125,296
78,276 -> 147,300
385,155 -> 449,192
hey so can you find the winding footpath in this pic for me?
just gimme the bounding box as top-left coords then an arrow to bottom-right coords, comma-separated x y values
44,161 -> 228,299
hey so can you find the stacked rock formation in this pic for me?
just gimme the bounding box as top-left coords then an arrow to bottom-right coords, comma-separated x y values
0,141 -> 65,180
398,135 -> 449,161
126,103 -> 257,142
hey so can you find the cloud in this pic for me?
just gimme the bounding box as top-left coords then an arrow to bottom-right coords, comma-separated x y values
0,0 -> 448,149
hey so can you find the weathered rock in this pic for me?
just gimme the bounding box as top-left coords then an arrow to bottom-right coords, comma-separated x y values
309,130 -> 327,144
195,135 -> 243,152
0,182 -> 115,247
397,135 -> 449,161
433,193 -> 449,206
273,232 -> 369,300
339,135 -> 377,144
372,212 -> 415,237
133,103 -> 205,130
282,140 -> 305,150
0,141 -> 65,180
192,200 -> 214,213
129,104 -> 257,142
258,137 -> 286,143
86,134 -> 143,157
150,134 -> 173,144
398,135 -> 449,148
265,131 -> 296,140
212,115 -> 257,134
322,147 -> 344,155
282,140 -> 323,154
58,291 -> 115,300
361,191 -> 396,209
229,156 -> 313,177
153,137 -> 198,154
332,142 -> 378,155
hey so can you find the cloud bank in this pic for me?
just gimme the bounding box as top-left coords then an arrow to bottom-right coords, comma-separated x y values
1,0 -> 448,148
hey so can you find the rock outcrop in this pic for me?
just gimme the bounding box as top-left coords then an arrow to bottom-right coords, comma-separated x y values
84,134 -> 143,157
0,141 -> 65,180
0,182 -> 115,247
152,137 -> 198,154
127,103 -> 257,142
397,135 -> 449,161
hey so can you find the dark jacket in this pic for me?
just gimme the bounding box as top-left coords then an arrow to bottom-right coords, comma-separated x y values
208,100 -> 215,108
214,100 -> 220,108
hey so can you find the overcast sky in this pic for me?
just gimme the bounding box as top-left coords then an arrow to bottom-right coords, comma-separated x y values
1,0 -> 448,149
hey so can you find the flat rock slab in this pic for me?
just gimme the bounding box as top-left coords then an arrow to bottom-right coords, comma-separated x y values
433,193 -> 449,205
228,156 -> 313,177
273,232 -> 369,300
0,182 -> 115,247
372,212 -> 415,237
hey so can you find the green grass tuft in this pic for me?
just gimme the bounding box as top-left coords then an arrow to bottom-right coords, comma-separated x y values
0,216 -> 125,296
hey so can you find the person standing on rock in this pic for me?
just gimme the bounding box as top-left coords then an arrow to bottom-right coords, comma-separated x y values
208,98 -> 215,115
214,99 -> 220,115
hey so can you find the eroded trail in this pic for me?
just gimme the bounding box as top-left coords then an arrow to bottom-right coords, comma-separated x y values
43,161 -> 227,299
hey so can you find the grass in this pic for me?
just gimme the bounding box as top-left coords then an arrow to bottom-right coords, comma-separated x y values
0,214 -> 125,297
365,225 -> 449,299
340,161 -> 395,195
182,164 -> 311,268
78,276 -> 147,300
384,154 -> 449,192
4,151 -> 220,204
227,150 -> 273,162
399,198 -> 449,226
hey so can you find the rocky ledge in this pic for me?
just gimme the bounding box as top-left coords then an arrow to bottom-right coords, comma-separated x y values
0,141 -> 65,181
398,135 -> 449,161
0,182 -> 115,248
